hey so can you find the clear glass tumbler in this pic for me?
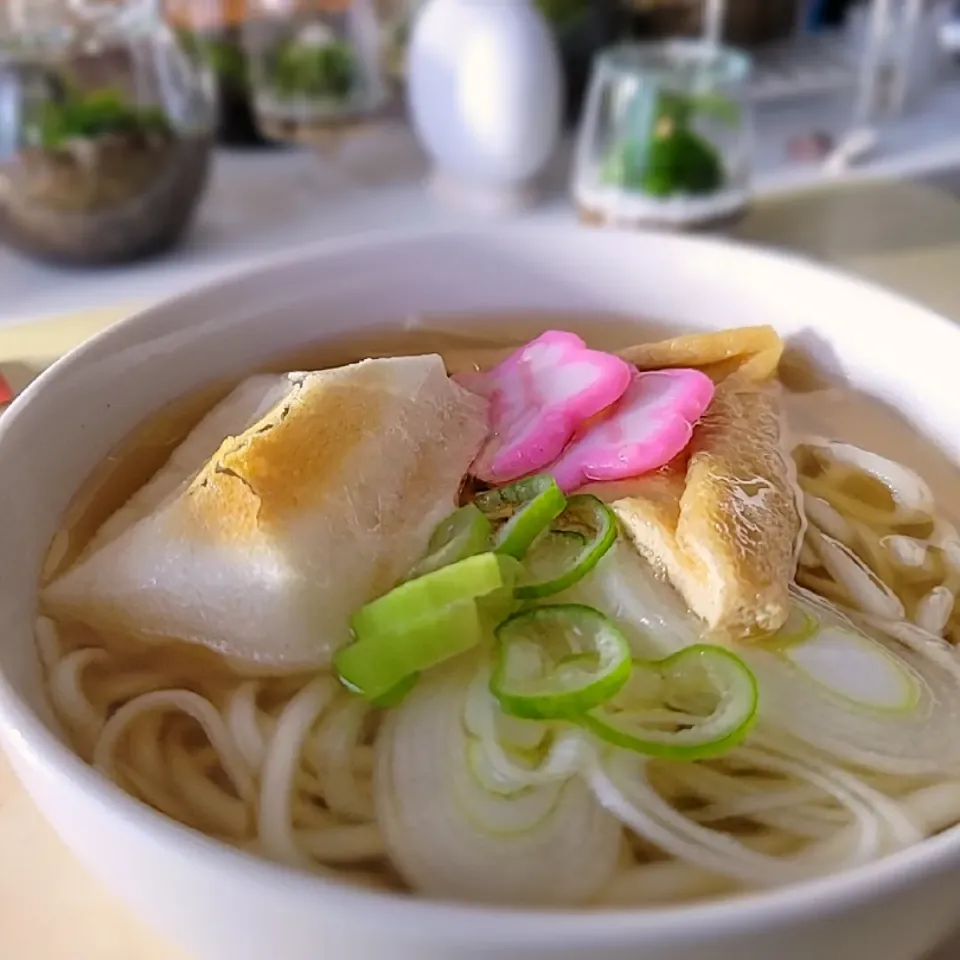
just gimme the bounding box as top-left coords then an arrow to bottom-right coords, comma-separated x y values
572,40 -> 753,230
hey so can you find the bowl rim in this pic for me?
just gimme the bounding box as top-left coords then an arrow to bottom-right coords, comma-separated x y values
2,221 -> 960,944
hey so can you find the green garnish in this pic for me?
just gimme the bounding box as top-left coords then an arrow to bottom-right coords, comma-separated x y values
475,474 -> 568,560
491,604 -> 632,720
370,672 -> 419,708
335,553 -> 518,701
337,600 -> 483,703
517,494 -> 617,598
579,645 -> 758,760
407,504 -> 493,580
352,552 -> 517,638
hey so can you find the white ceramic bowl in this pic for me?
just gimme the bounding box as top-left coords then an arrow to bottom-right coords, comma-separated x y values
1,225 -> 960,960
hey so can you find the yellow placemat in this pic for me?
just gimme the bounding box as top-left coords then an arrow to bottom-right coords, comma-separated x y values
0,751 -> 184,960
0,303 -> 144,396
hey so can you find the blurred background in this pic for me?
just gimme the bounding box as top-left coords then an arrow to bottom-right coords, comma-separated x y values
0,0 -> 959,318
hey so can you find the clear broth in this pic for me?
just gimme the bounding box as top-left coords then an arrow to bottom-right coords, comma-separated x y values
37,315 -> 960,900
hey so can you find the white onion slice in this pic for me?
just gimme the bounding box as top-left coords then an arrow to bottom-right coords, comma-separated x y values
374,658 -> 622,906
742,596 -> 960,775
463,668 -> 593,792
782,626 -> 920,712
565,543 -> 702,658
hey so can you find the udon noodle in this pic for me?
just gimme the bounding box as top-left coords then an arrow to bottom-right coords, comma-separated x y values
795,439 -> 960,642
34,320 -> 960,908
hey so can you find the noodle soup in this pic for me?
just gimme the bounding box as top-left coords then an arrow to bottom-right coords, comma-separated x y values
35,317 -> 960,909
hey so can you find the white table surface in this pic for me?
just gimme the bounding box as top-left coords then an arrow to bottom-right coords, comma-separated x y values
5,87 -> 960,326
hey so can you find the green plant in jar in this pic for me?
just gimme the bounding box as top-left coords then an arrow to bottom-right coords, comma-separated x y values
35,85 -> 172,149
535,0 -> 590,28
178,30 -> 249,88
268,24 -> 358,101
601,89 -> 739,198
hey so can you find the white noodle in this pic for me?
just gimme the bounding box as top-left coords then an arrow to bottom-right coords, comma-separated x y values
596,859 -> 734,906
166,726 -> 249,839
127,712 -> 167,785
225,682 -> 269,771
883,535 -> 928,568
798,438 -> 935,514
307,695 -> 376,822
798,538 -> 820,569
296,823 -> 386,863
49,648 -> 107,745
97,670 -> 171,704
812,530 -> 905,620
902,781 -> 960,834
258,676 -> 338,869
93,690 -> 254,807
915,586 -> 955,636
590,745 -> 885,886
122,762 -> 201,830
803,492 -> 854,544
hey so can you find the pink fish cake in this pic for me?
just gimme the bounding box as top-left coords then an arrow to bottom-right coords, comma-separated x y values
457,331 -> 633,484
547,368 -> 716,492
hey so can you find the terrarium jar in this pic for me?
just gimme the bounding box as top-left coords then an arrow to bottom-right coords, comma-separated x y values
166,0 -> 274,147
0,0 -> 215,267
243,0 -> 388,144
377,0 -> 423,89
572,40 -> 753,231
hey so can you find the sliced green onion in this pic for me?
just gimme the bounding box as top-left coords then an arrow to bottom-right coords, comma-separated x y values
371,673 -> 420,708
517,495 -> 618,599
337,601 -> 483,702
338,553 -> 519,702
479,582 -> 522,630
579,645 -> 758,760
475,475 -> 567,560
408,504 -> 492,580
352,552 -> 516,639
491,604 -> 632,720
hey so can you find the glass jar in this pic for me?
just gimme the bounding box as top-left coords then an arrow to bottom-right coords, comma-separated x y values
377,0 -> 422,90
535,0 -> 626,128
244,0 -> 388,144
572,40 -> 753,231
166,0 -> 274,147
0,0 -> 215,266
